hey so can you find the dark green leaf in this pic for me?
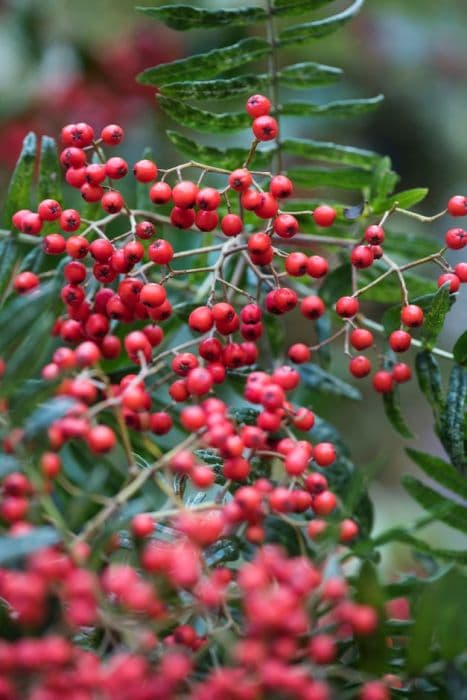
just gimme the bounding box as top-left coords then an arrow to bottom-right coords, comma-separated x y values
319,262 -> 352,304
402,475 -> 467,533
286,166 -> 373,190
204,538 -> 239,566
231,406 -> 261,425
282,95 -> 384,118
300,364 -> 362,400
369,156 -> 399,201
415,350 -> 445,419
0,455 -> 21,478
278,61 -> 342,87
406,448 -> 467,501
38,136 -> 62,203
421,283 -> 452,349
137,5 -> 267,30
137,37 -> 271,86
1,132 -> 37,228
0,284 -> 55,354
161,74 -> 269,100
24,397 -> 77,440
453,330 -> 467,366
357,264 -> 436,303
158,96 -> 250,133
382,230 -> 438,260
166,130 -> 273,170
371,187 -> 429,214
374,527 -> 467,563
274,0 -> 337,15
382,390 -> 414,438
315,313 -> 332,367
439,365 -> 466,473
383,291 -> 455,335
354,560 -> 387,674
279,0 -> 365,45
0,238 -> 20,300
0,526 -> 61,564
194,449 -> 223,467
283,137 -> 381,169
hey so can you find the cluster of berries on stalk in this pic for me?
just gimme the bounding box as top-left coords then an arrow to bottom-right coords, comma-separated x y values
0,93 -> 465,700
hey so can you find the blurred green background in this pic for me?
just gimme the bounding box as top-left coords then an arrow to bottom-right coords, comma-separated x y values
0,0 -> 465,563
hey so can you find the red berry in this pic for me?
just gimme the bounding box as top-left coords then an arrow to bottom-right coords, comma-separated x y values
135,220 -> 156,239
101,190 -> 124,213
90,238 -> 113,262
392,362 -> 412,383
195,209 -> 219,232
350,328 -> 373,350
38,199 -> 62,221
140,283 -> 167,308
288,343 -> 311,364
339,518 -> 359,542
186,367 -> 213,396
252,115 -> 278,141
254,192 -> 279,219
389,330 -> 411,352
445,227 -> 466,249
438,272 -> 460,292
401,304 -> 424,327
307,255 -> 329,278
148,239 -> 174,264
87,425 -> 116,453
172,181 -> 198,209
149,181 -> 172,204
314,442 -> 336,467
229,168 -> 252,192
105,157 -> 128,179
241,189 -> 261,210
364,224 -> 385,245
351,245 -> 374,269
372,370 -> 393,393
14,271 -> 40,294
170,206 -> 195,229
85,163 -> 107,184
349,355 -> 371,378
21,212 -> 42,235
189,306 -> 214,333
61,122 -> 94,148
101,124 -> 124,145
60,209 -> 81,232
133,159 -> 158,182
301,296 -> 326,320
196,187 -> 221,211
285,252 -> 308,276
447,195 -> 467,217
360,681 -> 389,700
246,94 -> 271,118
131,514 -> 154,538
313,490 -> 337,516
309,635 -> 336,665
313,205 -> 336,227
221,213 -> 243,237
336,296 -> 359,318
42,233 -> 66,255
269,175 -> 293,199
274,213 -> 299,239
60,146 -> 86,168
454,262 -> 467,282
81,182 -> 103,202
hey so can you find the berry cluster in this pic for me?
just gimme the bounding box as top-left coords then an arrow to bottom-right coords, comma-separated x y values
0,94 -> 464,699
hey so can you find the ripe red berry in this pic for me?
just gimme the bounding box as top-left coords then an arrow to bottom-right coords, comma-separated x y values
196,187 -> 221,211
288,343 -> 311,364
313,205 -> 336,227
372,370 -> 393,393
313,490 -> 337,516
85,163 -> 107,184
195,209 -> 219,232
336,296 -> 359,318
38,199 -> 62,221
42,233 -> 66,255
454,262 -> 467,282
241,189 -> 261,210
301,296 -> 326,320
350,328 -> 374,350
188,306 -> 214,333
307,255 -> 329,278
90,239 -> 113,262
105,157 -> 128,179
364,224 -> 385,245
274,213 -> 299,239
149,181 -> 172,204
447,195 -> 467,216
285,252 -> 308,276
252,115 -> 278,141
140,283 -> 167,308
351,245 -> 374,269
60,208 -> 81,232
339,518 -> 359,542
148,239 -> 174,264
81,182 -> 104,202
389,330 -> 411,352
309,635 -> 336,665
21,212 -> 42,235
360,681 -> 390,700
170,206 -> 196,229
246,94 -> 271,118
101,190 -> 124,213
248,232 -> 272,255
254,192 -> 279,219
445,227 -> 466,249
349,355 -> 372,378
437,272 -> 460,292
14,271 -> 40,294
135,220 -> 155,240
265,287 -> 298,314
401,304 -> 424,327
186,367 -> 214,396
313,442 -> 336,467
101,124 -> 124,145
221,214 -> 243,237
172,181 -> 199,209
60,146 -> 86,168
133,159 -> 158,182
87,425 -> 116,453
61,122 -> 94,148
392,362 -> 412,383
270,175 -> 293,199
229,168 -> 252,192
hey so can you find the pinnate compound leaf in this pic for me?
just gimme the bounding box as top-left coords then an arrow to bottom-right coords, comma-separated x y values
439,365 -> 467,473
166,130 -> 273,170
370,156 -> 399,200
279,0 -> 365,45
382,390 -> 414,439
273,0 -> 336,13
402,475 -> 467,534
415,350 -> 445,419
160,74 -> 269,101
286,166 -> 373,190
421,282 -> 452,349
158,96 -> 250,133
1,131 -> 37,228
137,5 -> 267,30
282,138 -> 382,170
282,95 -> 384,118
137,37 -> 270,86
0,526 -> 61,565
406,448 -> 467,501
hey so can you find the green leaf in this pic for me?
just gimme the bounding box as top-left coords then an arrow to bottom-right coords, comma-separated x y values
300,364 -> 362,400
0,238 -> 20,300
382,390 -> 414,439
38,136 -> 62,203
287,166 -> 373,190
353,560 -> 387,674
137,5 -> 267,30
382,291 -> 455,335
371,187 -> 429,214
161,74 -> 269,100
405,448 -> 467,501
279,0 -> 365,45
24,397 -> 77,440
137,37 -> 271,86
282,138 -> 382,170
158,96 -> 250,133
1,131 -> 37,228
278,61 -> 342,87
166,130 -> 273,170
421,282 -> 452,350
0,284 -> 54,355
453,330 -> 467,366
282,95 -> 384,118
0,455 -> 21,479
374,527 -> 467,563
415,350 -> 445,419
439,365 -> 466,473
0,526 -> 61,564
231,406 -> 260,426
369,156 -> 399,201
382,230 -> 438,260
402,475 -> 467,534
